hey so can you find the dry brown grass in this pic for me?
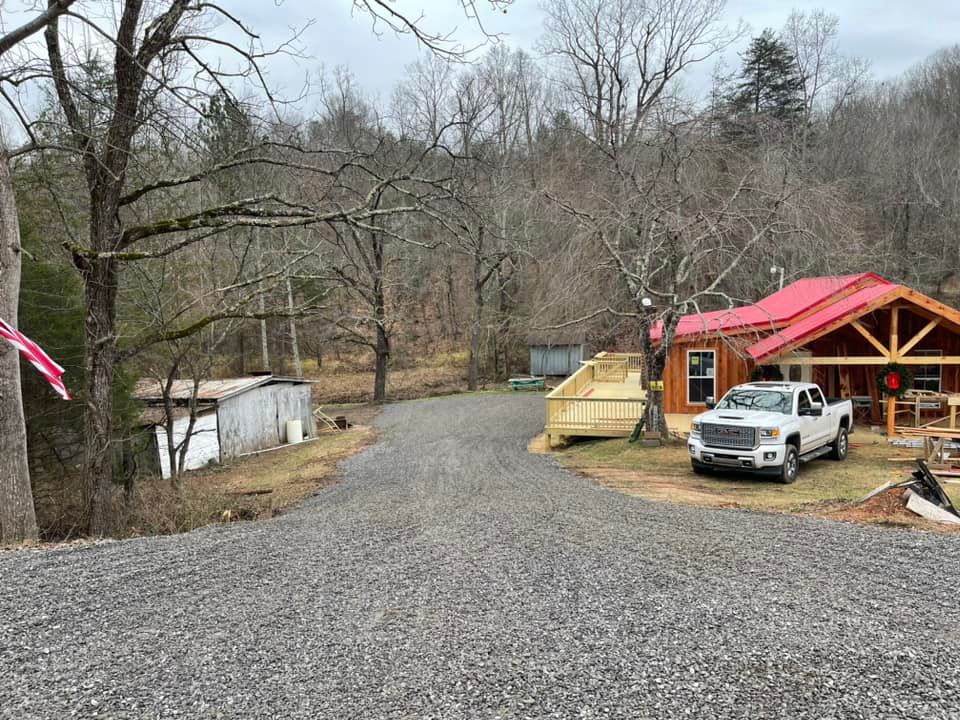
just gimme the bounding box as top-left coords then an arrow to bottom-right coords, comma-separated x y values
33,426 -> 376,541
127,427 -> 376,536
307,351 -> 478,404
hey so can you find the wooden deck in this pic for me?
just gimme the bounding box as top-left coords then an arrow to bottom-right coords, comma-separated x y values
545,353 -> 646,441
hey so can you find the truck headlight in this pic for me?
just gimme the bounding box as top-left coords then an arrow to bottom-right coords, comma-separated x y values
760,428 -> 780,439
690,421 -> 702,434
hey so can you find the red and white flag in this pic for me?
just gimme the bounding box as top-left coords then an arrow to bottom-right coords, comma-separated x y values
0,318 -> 72,400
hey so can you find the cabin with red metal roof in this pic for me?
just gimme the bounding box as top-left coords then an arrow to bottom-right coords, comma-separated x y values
657,273 -> 960,435
544,273 -> 960,444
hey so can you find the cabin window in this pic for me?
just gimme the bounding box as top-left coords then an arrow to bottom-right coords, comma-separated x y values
687,350 -> 715,404
913,349 -> 942,392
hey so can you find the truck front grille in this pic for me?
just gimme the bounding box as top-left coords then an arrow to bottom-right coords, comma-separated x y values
702,423 -> 757,450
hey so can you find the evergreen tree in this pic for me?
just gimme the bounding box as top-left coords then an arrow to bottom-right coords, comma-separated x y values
728,30 -> 805,122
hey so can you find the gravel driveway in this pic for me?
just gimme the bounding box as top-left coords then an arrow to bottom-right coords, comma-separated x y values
2,394 -> 959,719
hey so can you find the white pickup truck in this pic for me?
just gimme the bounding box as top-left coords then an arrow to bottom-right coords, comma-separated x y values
687,382 -> 853,483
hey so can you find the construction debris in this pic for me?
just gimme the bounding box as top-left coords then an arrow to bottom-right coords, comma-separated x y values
856,481 -> 894,504
908,460 -> 959,516
855,460 -> 960,526
904,490 -> 960,526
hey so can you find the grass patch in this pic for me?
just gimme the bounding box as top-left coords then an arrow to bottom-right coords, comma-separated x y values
552,433 -> 960,530
122,427 -> 375,538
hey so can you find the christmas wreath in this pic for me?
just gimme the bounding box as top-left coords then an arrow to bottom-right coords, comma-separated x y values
876,362 -> 913,398
751,365 -> 784,382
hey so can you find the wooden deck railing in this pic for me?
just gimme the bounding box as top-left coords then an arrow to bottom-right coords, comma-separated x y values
545,397 -> 645,433
545,352 -> 645,436
594,357 -> 628,382
549,361 -> 594,397
603,352 -> 644,374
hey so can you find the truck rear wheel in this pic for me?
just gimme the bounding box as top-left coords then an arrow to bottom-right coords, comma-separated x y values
829,427 -> 848,461
779,446 -> 799,484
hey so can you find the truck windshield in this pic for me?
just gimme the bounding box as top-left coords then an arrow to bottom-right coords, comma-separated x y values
716,389 -> 792,414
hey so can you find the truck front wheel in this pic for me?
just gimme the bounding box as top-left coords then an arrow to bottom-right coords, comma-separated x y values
779,446 -> 799,484
829,427 -> 849,461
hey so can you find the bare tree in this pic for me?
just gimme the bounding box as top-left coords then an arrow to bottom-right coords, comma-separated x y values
31,2 -> 480,535
540,0 -> 733,152
780,9 -> 869,123
0,0 -> 79,545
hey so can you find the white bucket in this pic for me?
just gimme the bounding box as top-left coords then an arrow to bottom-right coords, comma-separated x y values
285,418 -> 303,444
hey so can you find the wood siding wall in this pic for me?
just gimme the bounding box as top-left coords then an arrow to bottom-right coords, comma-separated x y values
663,340 -> 751,414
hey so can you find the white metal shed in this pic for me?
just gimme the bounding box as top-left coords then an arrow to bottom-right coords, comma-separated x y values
135,375 -> 315,479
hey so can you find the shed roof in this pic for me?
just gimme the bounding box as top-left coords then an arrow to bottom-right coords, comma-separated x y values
133,375 -> 314,404
651,273 -> 895,342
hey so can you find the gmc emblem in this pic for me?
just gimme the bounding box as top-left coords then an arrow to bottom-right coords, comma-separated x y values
717,427 -> 739,435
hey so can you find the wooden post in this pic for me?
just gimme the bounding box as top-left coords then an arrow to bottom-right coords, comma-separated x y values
838,342 -> 851,399
890,306 -> 899,360
887,306 -> 900,437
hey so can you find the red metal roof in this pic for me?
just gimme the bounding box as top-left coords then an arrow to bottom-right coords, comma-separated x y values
746,282 -> 900,361
651,273 -> 895,342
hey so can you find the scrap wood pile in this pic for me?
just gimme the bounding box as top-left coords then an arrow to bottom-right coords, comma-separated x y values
855,460 -> 960,526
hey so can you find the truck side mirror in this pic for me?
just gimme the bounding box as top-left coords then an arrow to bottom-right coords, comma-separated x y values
801,402 -> 823,416
705,396 -> 716,409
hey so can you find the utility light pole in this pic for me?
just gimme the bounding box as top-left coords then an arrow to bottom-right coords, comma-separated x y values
770,265 -> 785,290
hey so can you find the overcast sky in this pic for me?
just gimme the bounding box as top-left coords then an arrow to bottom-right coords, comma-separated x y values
235,0 -> 960,106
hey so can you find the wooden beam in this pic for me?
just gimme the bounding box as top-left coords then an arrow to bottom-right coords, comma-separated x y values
898,317 -> 941,357
890,305 -> 900,361
850,320 -> 890,358
777,355 -> 960,366
784,356 -> 891,366
896,356 -> 960,365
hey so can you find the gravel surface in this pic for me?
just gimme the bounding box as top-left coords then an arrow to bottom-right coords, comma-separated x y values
2,393 -> 959,719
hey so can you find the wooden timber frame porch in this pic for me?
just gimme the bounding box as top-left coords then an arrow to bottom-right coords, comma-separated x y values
756,288 -> 960,438
545,352 -> 646,444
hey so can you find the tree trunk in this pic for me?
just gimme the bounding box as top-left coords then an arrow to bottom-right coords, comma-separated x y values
373,326 -> 389,404
445,263 -> 458,341
256,232 -> 269,372
175,379 -> 202,488
494,263 -> 514,381
639,313 -> 672,442
258,302 -> 269,371
81,252 -> 119,536
642,350 -> 668,441
0,146 -> 39,545
286,276 -> 302,378
161,361 -> 180,485
467,257 -> 483,391
372,230 -> 389,404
